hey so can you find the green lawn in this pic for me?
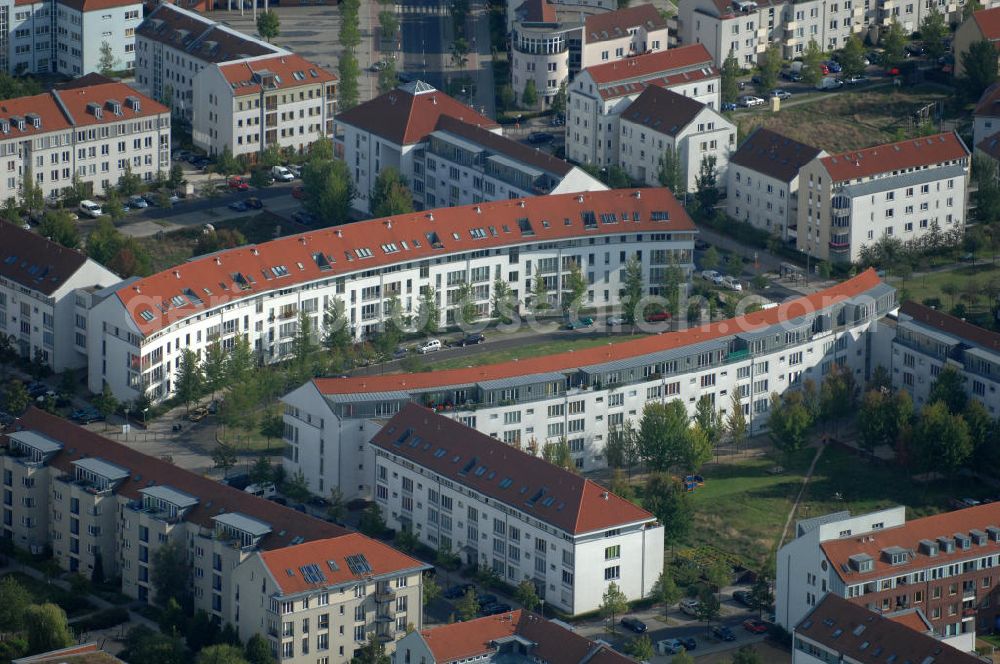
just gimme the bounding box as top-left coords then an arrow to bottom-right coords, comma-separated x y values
426,333 -> 648,371
894,260 -> 1000,314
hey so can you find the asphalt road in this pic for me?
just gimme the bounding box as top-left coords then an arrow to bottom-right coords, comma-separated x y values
399,0 -> 448,90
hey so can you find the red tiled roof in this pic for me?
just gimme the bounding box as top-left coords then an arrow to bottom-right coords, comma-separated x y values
821,502 -> 1000,583
584,44 -> 714,85
585,4 -> 666,43
418,611 -> 635,664
137,4 -> 280,64
219,53 -> 336,96
10,408 -> 347,550
976,132 -> 1000,161
373,404 -> 655,535
886,608 -> 933,633
336,83 -> 498,146
597,67 -> 719,101
797,595 -> 981,664
517,0 -> 557,23
974,82 -> 1000,117
819,132 -> 969,182
0,221 -> 92,296
973,6 -> 1000,41
900,301 -> 1000,353
316,269 -> 884,396
115,189 -> 692,336
258,533 -> 428,595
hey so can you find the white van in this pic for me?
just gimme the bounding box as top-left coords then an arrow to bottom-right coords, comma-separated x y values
244,482 -> 277,499
816,76 -> 844,90
417,339 -> 442,354
272,165 -> 295,182
78,200 -> 103,218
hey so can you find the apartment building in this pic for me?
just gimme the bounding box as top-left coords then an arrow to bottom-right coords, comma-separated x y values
335,81 -> 499,213
135,3 -> 285,120
0,222 -> 119,372
796,132 -> 970,263
394,610 -> 635,664
192,53 -> 336,161
85,189 -> 688,404
280,270 -> 894,500
415,115 -> 605,208
618,85 -> 735,191
973,83 -> 1000,149
579,4 -> 670,69
793,594 -> 983,664
506,0 -> 616,33
1,407 -> 428,663
880,301 -> 1000,416
776,502 -> 1000,652
371,405 -> 663,615
566,44 -> 719,167
726,128 -> 824,244
0,78 -> 170,203
955,6 -> 1000,78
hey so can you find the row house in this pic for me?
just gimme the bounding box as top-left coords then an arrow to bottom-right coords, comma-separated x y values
566,44 -> 720,168
796,132 -> 970,263
370,405 -> 664,615
0,78 -> 170,203
279,270 -> 894,499
1,407 -> 428,664
777,502 -> 1000,653
84,189 -> 694,403
0,222 -> 119,372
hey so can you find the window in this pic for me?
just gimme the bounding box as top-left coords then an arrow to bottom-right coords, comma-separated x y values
604,566 -> 620,580
605,545 -> 620,560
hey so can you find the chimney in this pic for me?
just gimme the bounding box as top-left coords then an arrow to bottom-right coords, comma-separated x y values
251,248 -> 259,256
386,220 -> 393,229
518,200 -> 526,208
577,195 -> 584,203
300,237 -> 307,245
634,190 -> 641,199
428,212 -> 434,220
474,206 -> 481,214
601,491 -> 609,500
335,229 -> 343,237
173,270 -> 181,279
133,285 -> 141,293
214,257 -> 221,265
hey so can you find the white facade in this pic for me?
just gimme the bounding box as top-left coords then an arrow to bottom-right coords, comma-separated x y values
280,271 -> 894,500
369,405 -> 664,616
511,22 -> 576,107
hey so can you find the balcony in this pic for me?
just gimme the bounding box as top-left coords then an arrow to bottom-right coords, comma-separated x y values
374,587 -> 396,603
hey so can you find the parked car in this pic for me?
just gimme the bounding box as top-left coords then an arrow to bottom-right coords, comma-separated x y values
392,347 -> 409,359
478,594 -> 499,608
481,603 -> 512,615
272,165 -> 295,182
679,637 -> 697,651
781,70 -> 802,81
228,200 -> 249,212
644,311 -> 671,323
738,95 -> 765,108
527,132 -> 554,144
606,315 -> 625,326
228,176 -> 250,191
770,89 -> 792,100
732,590 -> 752,606
701,269 -> 720,281
905,43 -> 926,56
723,276 -> 743,291
70,408 -> 103,424
417,339 -> 442,354
78,199 -> 103,218
27,382 -> 49,399
128,195 -> 149,209
721,102 -> 738,111
292,185 -> 306,199
245,197 -> 264,209
825,60 -> 842,73
443,583 -> 475,599
816,76 -> 844,90
292,210 -> 316,225
712,625 -> 736,641
563,316 -> 594,330
620,617 -> 647,633
656,639 -> 685,655
845,74 -> 867,84
680,598 -> 701,616
458,332 -> 485,346
245,482 -> 277,499
743,618 -> 769,634
188,406 -> 209,422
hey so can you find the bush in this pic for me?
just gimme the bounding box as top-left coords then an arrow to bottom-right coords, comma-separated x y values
74,607 -> 130,631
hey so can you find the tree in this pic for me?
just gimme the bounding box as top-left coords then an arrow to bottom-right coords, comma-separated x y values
768,391 -> 813,458
639,400 -> 700,472
98,41 -> 117,75
186,610 -> 220,653
731,646 -> 763,664
302,158 -> 355,225
5,379 -> 29,414
551,81 -> 567,115
728,390 -> 749,451
20,165 -> 43,212
605,420 -> 640,476
244,634 -> 275,664
721,51 -> 741,104
256,10 -> 280,42
621,254 -> 644,324
626,635 -> 654,661
291,312 -> 319,377
197,645 -> 249,664
249,456 -> 273,488
213,146 -> 243,178
694,586 -> 721,634
695,395 -> 723,450
658,144 -> 683,193
928,366 -> 968,414
522,79 -> 538,107
858,389 -> 891,453
422,574 -> 441,606
600,582 -> 628,634
883,21 -> 907,67
282,469 -> 311,502
175,349 -> 204,413
643,473 -> 692,544
202,342 -> 227,400
758,45 -> 782,93
370,167 -> 414,217
672,651 -> 695,664
515,580 -> 540,611
491,278 -> 516,323
911,401 -> 972,475
417,287 -> 440,335
920,5 -> 948,61
94,381 -> 119,429
563,260 -> 587,314
0,576 -> 30,632
212,442 -> 238,478
456,588 -> 480,621
122,625 -> 188,664
542,438 -> 575,472
531,274 -> 550,313
726,253 -> 743,279
965,400 -> 992,454
327,487 -> 347,524
748,568 -> 774,617
352,634 -> 390,664
801,39 -> 825,86
839,33 -> 867,79
695,155 -> 719,211
701,246 -> 720,272
358,504 -> 387,538
499,85 -> 516,112
152,539 -> 192,609
653,568 -> 682,611
38,210 -> 80,248
24,603 -> 73,655
224,335 -> 256,387
378,9 -> 399,36
338,51 -> 361,112
820,363 -> 856,426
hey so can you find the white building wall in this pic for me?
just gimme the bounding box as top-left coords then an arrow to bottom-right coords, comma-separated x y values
728,167 -> 801,241
579,24 -> 670,69
974,115 -> 999,149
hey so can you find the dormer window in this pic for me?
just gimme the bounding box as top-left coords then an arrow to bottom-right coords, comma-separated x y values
26,113 -> 39,129
937,536 -> 956,554
848,553 -> 874,573
881,546 -> 908,566
106,100 -> 122,116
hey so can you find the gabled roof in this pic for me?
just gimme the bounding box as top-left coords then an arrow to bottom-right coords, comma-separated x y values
974,81 -> 1000,118
596,67 -> 719,101
9,408 -> 347,550
114,189 -> 691,336
885,607 -> 933,634
137,3 -> 282,63
315,270 -> 885,397
585,4 -> 666,43
973,6 -> 1000,41
13,642 -> 124,664
819,132 -> 969,183
58,0 -> 139,12
583,44 -> 714,86
0,221 -> 92,295
335,82 -> 498,146
372,404 -> 654,535
820,501 -> 1000,583
729,128 -> 822,182
516,0 -> 557,23
619,85 -> 708,137
434,114 -> 573,176
977,131 -> 1000,161
218,54 -> 336,96
257,533 -> 428,595
796,595 -> 980,664
899,300 -> 1000,354
417,611 -> 635,664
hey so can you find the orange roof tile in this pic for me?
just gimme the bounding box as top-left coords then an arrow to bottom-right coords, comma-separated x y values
819,132 -> 969,182
316,269 -> 884,396
517,0 -> 557,23
585,4 -> 666,43
900,301 -> 1000,353
821,502 -> 1000,583
373,404 -> 655,535
597,66 -> 719,101
219,53 -> 335,96
419,611 -> 522,662
115,188 -> 692,336
336,82 -> 498,146
258,533 -> 428,595
973,6 -> 1000,40
885,608 -> 932,633
584,44 -> 714,85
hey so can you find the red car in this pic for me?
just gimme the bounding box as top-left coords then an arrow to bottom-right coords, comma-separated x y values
292,185 -> 305,199
644,311 -> 671,323
742,618 -> 768,634
228,176 -> 249,191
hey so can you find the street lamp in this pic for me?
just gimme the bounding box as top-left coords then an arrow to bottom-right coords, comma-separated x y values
142,407 -> 149,428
